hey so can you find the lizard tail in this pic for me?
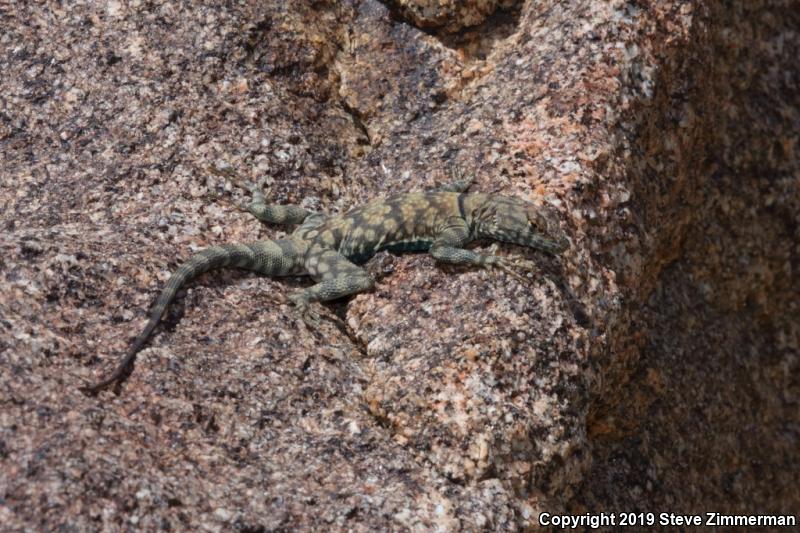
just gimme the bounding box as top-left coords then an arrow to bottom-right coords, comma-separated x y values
80,241 -> 300,394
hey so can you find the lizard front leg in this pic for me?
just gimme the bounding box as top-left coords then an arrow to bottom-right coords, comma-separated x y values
429,220 -> 536,283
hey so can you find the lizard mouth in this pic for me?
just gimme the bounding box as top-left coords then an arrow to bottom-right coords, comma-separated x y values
503,225 -> 568,253
525,208 -> 569,253
532,233 -> 569,253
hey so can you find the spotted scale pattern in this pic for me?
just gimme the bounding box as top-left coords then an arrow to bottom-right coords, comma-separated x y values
83,184 -> 568,393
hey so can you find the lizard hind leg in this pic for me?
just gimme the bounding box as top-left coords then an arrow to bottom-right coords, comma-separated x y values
289,249 -> 375,328
207,165 -> 311,226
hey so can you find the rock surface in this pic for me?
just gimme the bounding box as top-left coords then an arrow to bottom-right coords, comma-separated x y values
1,0 -> 797,531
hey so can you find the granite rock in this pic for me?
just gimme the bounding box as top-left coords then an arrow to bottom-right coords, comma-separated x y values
1,0 -> 797,531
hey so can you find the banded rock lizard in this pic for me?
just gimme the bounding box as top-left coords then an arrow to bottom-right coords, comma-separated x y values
82,171 -> 568,394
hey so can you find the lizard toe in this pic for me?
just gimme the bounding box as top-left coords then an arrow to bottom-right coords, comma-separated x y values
288,293 -> 321,329
490,256 -> 535,284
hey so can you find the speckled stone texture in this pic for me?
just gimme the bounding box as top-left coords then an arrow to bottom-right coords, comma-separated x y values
385,0 -> 520,33
1,1 -> 797,531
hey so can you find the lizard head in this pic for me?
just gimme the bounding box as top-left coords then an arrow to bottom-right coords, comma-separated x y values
474,196 -> 569,253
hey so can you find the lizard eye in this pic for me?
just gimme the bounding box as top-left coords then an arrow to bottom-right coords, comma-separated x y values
526,207 -> 544,229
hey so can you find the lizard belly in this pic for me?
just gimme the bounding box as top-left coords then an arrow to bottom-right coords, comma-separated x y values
343,238 -> 432,264
379,239 -> 432,255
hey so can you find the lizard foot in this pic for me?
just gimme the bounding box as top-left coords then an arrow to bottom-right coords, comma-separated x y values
288,293 -> 322,329
206,189 -> 250,213
208,166 -> 267,198
433,166 -> 474,193
207,164 -> 248,190
208,166 -> 276,216
486,254 -> 539,284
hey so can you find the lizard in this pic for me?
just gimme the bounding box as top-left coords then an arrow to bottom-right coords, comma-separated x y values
80,169 -> 568,394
